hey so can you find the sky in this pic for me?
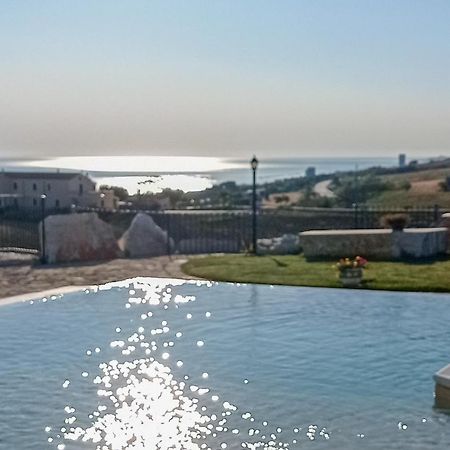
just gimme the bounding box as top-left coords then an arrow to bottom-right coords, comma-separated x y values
1,0 -> 449,160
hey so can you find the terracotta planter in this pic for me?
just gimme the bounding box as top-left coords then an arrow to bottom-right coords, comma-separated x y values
339,267 -> 363,287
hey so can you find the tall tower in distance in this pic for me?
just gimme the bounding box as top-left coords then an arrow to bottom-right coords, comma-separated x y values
398,153 -> 406,168
305,166 -> 316,178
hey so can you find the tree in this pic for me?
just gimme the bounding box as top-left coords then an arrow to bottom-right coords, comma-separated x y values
160,189 -> 185,209
99,185 -> 129,201
334,174 -> 388,207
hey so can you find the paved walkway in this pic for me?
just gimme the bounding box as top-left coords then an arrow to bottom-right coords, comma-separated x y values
0,255 -> 195,302
313,179 -> 335,198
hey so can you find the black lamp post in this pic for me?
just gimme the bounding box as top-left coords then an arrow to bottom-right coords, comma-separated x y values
250,156 -> 258,254
40,194 -> 47,264
100,192 -> 105,209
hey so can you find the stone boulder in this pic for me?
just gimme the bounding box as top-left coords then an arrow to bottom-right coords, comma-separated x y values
257,234 -> 300,255
41,213 -> 120,264
118,213 -> 173,258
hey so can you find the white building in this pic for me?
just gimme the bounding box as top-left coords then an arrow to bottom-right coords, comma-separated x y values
0,171 -> 118,210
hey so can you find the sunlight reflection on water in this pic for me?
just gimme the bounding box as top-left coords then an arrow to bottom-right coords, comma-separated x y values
48,279 -> 293,450
94,174 -> 213,194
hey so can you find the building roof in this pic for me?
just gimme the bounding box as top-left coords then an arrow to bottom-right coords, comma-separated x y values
0,171 -> 82,180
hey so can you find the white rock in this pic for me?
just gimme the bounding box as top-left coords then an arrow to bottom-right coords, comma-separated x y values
257,234 -> 300,255
40,213 -> 120,264
118,213 -> 172,257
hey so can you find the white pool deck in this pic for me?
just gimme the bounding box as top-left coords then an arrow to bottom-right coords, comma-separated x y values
0,285 -> 89,307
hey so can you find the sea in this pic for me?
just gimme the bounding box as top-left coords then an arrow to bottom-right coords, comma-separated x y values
0,156 -> 421,194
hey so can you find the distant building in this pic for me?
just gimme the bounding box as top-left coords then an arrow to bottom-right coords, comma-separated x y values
305,166 -> 316,178
398,153 -> 406,167
130,193 -> 171,210
0,171 -> 118,210
98,189 -> 119,210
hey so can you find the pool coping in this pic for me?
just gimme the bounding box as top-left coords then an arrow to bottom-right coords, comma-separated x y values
3,277 -> 450,309
0,285 -> 90,307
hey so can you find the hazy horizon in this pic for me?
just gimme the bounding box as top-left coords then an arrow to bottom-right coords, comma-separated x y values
0,155 -> 412,193
1,1 -> 449,159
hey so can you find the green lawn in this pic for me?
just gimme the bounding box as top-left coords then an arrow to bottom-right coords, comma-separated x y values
182,254 -> 450,293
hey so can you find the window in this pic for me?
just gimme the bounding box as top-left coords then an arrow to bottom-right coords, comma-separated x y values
33,198 -> 37,206
79,184 -> 83,195
33,183 -> 37,191
47,183 -> 51,191
55,199 -> 60,208
13,182 -> 17,190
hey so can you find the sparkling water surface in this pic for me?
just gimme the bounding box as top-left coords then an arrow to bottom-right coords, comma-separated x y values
1,279 -> 450,449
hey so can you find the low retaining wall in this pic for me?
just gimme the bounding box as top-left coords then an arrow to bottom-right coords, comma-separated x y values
299,228 -> 448,261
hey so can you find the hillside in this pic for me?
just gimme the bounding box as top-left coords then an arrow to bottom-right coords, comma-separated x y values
368,167 -> 450,208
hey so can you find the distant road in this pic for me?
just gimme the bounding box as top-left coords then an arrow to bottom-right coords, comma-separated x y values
313,179 -> 335,198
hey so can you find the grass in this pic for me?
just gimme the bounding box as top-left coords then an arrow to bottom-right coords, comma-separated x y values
369,167 -> 450,208
182,254 -> 450,293
369,187 -> 450,209
383,168 -> 450,184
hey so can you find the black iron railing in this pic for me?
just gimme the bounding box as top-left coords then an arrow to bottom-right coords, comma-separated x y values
0,205 -> 445,254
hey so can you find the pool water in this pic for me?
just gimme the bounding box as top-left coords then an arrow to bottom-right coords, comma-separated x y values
1,279 -> 450,449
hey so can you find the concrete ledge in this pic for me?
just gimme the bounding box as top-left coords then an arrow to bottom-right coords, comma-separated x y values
434,364 -> 450,409
434,364 -> 450,388
299,228 -> 448,261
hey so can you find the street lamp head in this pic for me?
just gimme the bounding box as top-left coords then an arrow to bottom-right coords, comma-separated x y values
40,194 -> 47,200
250,155 -> 258,171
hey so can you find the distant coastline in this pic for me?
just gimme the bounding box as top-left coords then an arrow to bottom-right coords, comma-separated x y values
0,155 -> 437,194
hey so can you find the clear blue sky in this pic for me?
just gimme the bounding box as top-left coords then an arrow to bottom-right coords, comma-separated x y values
1,0 -> 449,158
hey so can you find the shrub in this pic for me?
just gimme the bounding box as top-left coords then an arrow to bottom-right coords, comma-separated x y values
274,195 -> 290,203
399,180 -> 411,191
380,213 -> 410,231
439,180 -> 449,192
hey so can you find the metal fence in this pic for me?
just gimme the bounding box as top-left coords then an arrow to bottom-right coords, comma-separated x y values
0,208 -> 68,253
0,205 -> 445,254
353,204 -> 441,229
0,209 -> 40,252
97,210 -> 253,254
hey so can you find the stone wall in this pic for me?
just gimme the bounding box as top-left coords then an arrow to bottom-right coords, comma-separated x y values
300,228 -> 448,261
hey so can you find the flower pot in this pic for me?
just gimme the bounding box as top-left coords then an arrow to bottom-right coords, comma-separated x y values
339,267 -> 363,287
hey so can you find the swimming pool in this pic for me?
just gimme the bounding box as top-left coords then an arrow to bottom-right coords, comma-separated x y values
1,279 -> 450,449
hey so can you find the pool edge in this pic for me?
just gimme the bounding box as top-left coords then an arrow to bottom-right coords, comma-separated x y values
0,285 -> 90,307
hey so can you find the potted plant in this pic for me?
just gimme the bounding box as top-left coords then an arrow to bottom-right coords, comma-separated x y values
335,256 -> 368,287
381,213 -> 409,231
